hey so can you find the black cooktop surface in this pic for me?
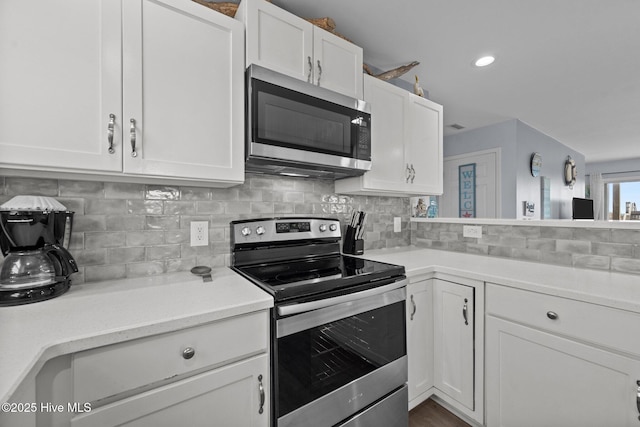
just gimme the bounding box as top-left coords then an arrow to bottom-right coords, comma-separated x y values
234,254 -> 405,303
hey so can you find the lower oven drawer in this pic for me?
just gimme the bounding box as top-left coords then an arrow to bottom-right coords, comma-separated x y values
338,385 -> 408,427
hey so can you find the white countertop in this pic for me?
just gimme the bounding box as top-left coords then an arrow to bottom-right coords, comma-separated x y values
0,268 -> 273,403
362,247 -> 640,313
3,248 -> 640,404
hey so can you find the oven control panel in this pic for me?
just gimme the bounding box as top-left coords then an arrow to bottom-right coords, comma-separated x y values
232,218 -> 341,243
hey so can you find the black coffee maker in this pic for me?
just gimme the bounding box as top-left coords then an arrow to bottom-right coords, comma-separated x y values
0,196 -> 78,306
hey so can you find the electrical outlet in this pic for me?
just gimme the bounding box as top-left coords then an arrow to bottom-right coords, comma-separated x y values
190,221 -> 209,247
463,225 -> 483,239
393,217 -> 402,233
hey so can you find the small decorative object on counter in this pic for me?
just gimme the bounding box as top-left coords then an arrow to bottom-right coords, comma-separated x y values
411,196 -> 438,218
413,75 -> 424,97
343,210 -> 366,255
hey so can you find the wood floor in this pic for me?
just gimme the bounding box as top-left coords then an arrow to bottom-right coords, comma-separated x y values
409,399 -> 471,427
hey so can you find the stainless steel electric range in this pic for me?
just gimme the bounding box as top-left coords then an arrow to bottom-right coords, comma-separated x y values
230,217 -> 408,427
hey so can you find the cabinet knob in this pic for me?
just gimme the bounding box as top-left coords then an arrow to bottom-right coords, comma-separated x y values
182,347 -> 195,360
546,311 -> 558,320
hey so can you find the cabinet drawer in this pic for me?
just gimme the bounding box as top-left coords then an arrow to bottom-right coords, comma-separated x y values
486,283 -> 640,356
73,310 -> 268,404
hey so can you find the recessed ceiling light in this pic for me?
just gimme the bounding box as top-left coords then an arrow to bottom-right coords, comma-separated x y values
474,55 -> 495,67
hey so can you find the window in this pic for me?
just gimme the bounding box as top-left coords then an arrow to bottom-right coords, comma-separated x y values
604,180 -> 640,220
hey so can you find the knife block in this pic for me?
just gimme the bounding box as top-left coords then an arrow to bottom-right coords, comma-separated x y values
343,225 -> 364,255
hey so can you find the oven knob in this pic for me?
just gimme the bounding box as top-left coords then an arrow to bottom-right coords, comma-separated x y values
241,226 -> 252,237
256,226 -> 266,235
319,224 -> 327,232
329,224 -> 338,232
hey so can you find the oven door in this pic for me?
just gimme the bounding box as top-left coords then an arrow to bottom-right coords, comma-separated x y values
275,279 -> 408,427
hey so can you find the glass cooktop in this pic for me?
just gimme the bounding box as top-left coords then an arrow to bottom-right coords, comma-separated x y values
235,254 -> 405,302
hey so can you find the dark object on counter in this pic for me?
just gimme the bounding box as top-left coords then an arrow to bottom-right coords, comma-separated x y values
343,211 -> 366,255
0,198 -> 78,306
190,265 -> 212,282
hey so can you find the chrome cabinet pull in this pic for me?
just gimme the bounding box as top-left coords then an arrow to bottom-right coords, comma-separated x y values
130,118 -> 137,157
182,347 -> 195,360
410,164 -> 416,183
258,374 -> 265,414
547,311 -> 558,320
406,164 -> 411,183
410,294 -> 416,321
307,56 -> 313,83
107,114 -> 116,154
636,380 -> 640,418
462,298 -> 469,325
316,60 -> 322,86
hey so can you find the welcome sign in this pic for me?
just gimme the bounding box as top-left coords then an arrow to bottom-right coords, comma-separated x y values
459,163 -> 476,218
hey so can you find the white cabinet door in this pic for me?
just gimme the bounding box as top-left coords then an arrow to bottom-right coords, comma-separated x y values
406,279 -> 434,409
406,95 -> 443,195
240,0 -> 313,82
70,354 -> 269,427
433,279 -> 474,410
122,0 -> 244,183
486,316 -> 640,427
0,0 -> 122,173
239,0 -> 363,98
312,28 -> 363,99
335,75 -> 444,197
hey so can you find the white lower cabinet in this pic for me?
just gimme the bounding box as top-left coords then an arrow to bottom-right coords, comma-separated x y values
35,310 -> 270,427
433,279 -> 475,411
70,355 -> 268,427
407,279 -> 434,409
406,276 -> 483,424
486,283 -> 640,427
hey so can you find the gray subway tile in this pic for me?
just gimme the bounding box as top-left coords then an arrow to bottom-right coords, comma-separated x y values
611,257 -> 640,274
108,247 -> 146,264
85,199 -> 127,215
5,177 -> 58,196
146,215 -> 180,230
85,232 -> 126,249
59,180 -> 104,197
146,245 -> 181,261
126,261 -> 165,277
104,182 -> 145,199
126,230 -> 164,247
73,215 -> 107,232
85,264 -> 126,282
556,239 -> 591,254
127,200 -> 163,215
572,254 -> 610,270
106,215 -> 145,231
146,186 -> 180,200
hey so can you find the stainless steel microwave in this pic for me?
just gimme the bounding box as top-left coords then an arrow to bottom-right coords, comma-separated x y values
246,65 -> 372,179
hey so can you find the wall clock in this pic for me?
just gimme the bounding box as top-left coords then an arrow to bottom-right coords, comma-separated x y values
564,156 -> 577,188
530,152 -> 542,177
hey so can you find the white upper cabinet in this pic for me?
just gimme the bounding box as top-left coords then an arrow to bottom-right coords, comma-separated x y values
335,75 -> 443,196
122,0 -> 244,184
237,0 -> 363,99
0,0 -> 123,173
0,0 -> 245,187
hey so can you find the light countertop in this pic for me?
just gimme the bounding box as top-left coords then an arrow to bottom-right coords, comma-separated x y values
362,246 -> 640,313
3,247 -> 640,405
0,268 -> 273,403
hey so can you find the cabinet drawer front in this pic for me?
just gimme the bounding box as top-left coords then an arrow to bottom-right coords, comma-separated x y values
73,311 -> 268,403
486,283 -> 640,355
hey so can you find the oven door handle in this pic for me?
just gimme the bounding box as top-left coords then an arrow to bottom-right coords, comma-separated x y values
278,277 -> 407,317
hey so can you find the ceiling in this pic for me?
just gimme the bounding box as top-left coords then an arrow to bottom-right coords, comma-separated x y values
272,0 -> 640,163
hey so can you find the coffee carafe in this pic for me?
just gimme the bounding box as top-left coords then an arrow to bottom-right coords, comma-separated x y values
0,196 -> 78,306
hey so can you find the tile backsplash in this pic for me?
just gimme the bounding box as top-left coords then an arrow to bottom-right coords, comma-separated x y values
412,221 -> 640,275
0,175 -> 411,284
